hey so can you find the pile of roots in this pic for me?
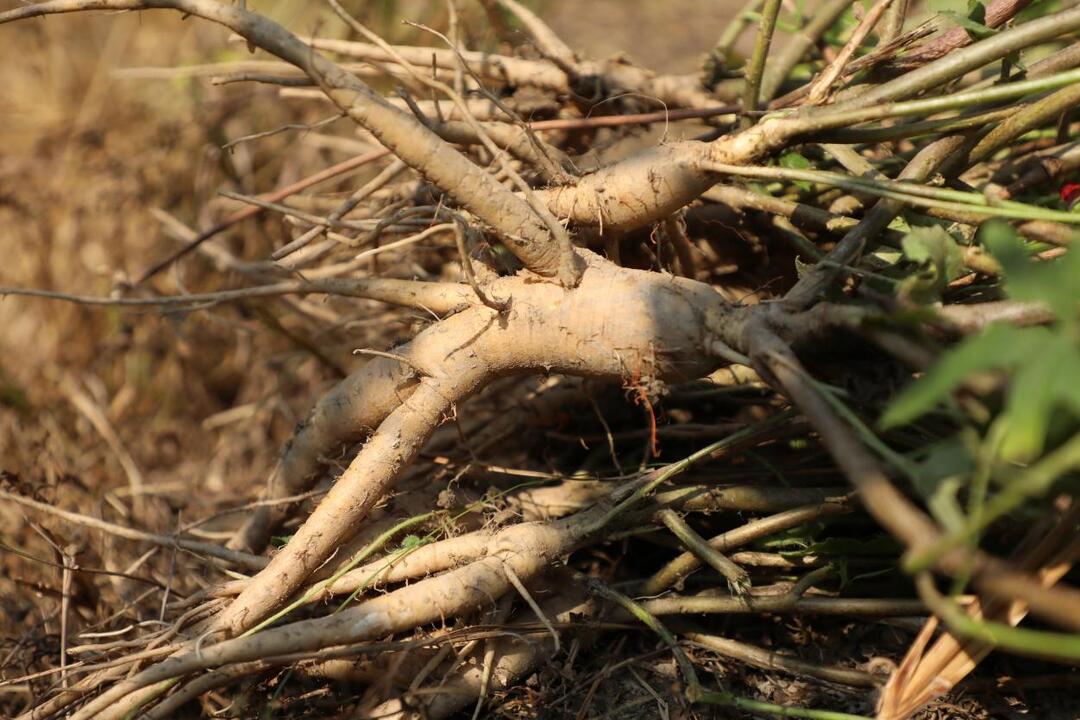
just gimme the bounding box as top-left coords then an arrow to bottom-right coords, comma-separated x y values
2,0 -> 1079,718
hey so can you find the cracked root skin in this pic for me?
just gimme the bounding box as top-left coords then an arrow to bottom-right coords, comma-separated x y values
217,252 -> 740,635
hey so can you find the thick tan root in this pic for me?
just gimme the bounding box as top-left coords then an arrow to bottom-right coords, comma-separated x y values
362,589 -> 595,720
205,251 -> 742,640
228,354 -> 422,554
68,501 -> 608,720
59,246 -> 751,717
212,484 -> 848,607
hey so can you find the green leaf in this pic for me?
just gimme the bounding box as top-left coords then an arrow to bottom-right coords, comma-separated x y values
399,534 -> 424,550
927,475 -> 969,532
1000,334 -> 1080,461
909,436 -> 976,530
911,436 -> 974,496
938,12 -> 996,39
940,1 -> 996,39
779,152 -> 811,170
804,535 -> 901,557
758,522 -> 826,551
898,225 -> 965,302
880,323 -> 1033,428
779,152 -> 813,191
966,0 -> 987,24
1055,351 -> 1080,417
980,220 -> 1031,280
981,220 -> 1080,322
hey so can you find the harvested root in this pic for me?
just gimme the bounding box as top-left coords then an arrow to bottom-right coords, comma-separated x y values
64,498 -> 612,720
6,1 -> 1080,718
214,250 -> 742,635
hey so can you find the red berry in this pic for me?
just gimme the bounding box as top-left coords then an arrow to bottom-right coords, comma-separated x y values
1061,181 -> 1080,209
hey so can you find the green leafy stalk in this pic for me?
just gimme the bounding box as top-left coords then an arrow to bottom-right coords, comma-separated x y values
916,574 -> 1080,661
742,0 -> 784,123
592,410 -> 794,530
707,163 -> 1080,225
906,432 -> 1080,573
697,691 -> 875,720
786,67 -> 1080,135
588,580 -> 701,698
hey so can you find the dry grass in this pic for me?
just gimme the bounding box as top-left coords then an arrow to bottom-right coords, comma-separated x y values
0,6 -> 381,682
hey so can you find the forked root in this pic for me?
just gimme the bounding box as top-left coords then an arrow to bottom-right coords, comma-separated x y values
214,251 -> 743,638
67,500 -> 614,720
